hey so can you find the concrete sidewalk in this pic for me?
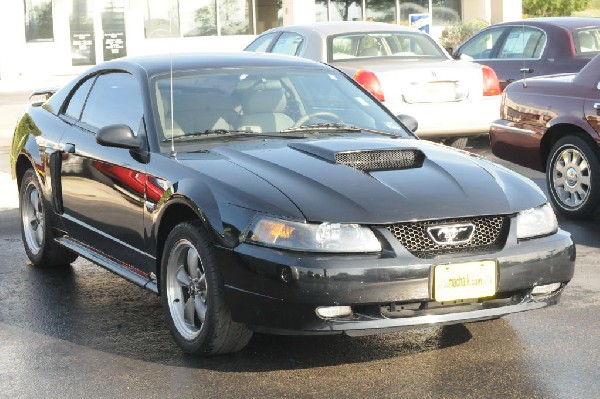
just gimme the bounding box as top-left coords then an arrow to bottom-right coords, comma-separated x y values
0,171 -> 18,210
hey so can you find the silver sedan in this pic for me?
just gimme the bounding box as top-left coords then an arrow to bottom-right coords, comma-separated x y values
246,21 -> 502,149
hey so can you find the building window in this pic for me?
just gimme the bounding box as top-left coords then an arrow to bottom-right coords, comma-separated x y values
220,0 -> 254,35
366,0 -> 396,23
181,0 -> 217,37
145,0 -> 180,38
433,0 -> 461,25
329,0 -> 363,21
174,0 -> 255,37
24,0 -> 54,42
255,0 -> 282,34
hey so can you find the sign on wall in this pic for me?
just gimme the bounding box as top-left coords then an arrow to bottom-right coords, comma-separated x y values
71,32 -> 96,66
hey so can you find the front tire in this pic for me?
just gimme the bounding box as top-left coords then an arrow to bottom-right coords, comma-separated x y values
19,168 -> 77,267
160,221 -> 252,355
547,136 -> 600,218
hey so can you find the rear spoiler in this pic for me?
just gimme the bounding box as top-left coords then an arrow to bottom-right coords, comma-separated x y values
29,88 -> 58,101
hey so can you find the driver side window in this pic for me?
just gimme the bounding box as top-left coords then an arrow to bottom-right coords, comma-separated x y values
80,72 -> 143,134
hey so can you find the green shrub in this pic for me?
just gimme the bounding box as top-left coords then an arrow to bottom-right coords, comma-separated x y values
439,20 -> 490,52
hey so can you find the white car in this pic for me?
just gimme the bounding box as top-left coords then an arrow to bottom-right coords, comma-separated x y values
245,21 -> 502,149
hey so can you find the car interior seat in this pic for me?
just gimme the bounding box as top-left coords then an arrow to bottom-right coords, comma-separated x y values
172,91 -> 239,134
579,31 -> 596,52
238,81 -> 294,133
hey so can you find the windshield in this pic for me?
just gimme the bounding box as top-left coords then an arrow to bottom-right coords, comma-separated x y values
329,31 -> 447,62
152,66 -> 411,152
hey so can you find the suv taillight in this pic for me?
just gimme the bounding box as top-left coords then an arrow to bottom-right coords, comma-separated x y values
353,70 -> 385,102
482,65 -> 501,96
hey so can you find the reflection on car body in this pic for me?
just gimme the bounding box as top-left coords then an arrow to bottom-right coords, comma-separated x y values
11,52 -> 574,355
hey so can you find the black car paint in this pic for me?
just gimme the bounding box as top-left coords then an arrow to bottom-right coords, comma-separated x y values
11,53 -> 575,336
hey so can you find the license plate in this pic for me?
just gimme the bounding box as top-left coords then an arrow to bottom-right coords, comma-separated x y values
405,82 -> 456,103
433,260 -> 497,302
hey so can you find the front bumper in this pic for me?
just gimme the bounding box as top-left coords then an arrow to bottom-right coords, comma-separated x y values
384,96 -> 502,138
217,225 -> 574,336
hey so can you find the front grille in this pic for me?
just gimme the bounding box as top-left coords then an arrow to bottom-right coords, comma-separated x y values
387,215 -> 509,258
335,149 -> 424,172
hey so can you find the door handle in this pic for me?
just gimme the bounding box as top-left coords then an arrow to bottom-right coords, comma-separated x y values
594,103 -> 600,110
520,67 -> 533,74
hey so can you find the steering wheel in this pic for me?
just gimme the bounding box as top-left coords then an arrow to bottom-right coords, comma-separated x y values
293,111 -> 344,127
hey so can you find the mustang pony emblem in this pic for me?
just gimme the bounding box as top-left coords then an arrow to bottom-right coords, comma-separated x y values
427,223 -> 475,245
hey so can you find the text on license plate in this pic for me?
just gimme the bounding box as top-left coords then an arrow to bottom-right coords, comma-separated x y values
433,260 -> 497,302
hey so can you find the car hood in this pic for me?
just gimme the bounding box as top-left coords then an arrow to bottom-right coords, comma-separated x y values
180,137 -> 546,224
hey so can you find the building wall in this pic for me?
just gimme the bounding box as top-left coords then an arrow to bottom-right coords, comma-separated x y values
0,0 -> 521,81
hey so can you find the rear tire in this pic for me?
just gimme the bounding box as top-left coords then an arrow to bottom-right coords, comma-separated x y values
547,136 -> 600,219
160,221 -> 252,355
19,168 -> 78,267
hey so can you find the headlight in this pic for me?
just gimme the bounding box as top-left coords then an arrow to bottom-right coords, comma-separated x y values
516,203 -> 558,239
245,216 -> 381,253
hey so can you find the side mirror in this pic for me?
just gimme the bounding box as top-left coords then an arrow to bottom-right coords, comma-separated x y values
96,124 -> 139,149
397,114 -> 418,133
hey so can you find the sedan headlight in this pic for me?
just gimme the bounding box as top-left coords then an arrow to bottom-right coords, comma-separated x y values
245,216 -> 381,253
516,203 -> 558,240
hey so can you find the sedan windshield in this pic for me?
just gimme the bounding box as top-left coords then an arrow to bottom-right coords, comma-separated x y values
329,31 -> 447,61
153,66 -> 411,152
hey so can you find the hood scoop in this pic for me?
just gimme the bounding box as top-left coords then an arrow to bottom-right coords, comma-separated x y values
335,149 -> 424,172
289,141 -> 425,172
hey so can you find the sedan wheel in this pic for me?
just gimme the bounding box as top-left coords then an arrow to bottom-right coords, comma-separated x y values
160,221 -> 252,355
19,169 -> 78,267
547,136 -> 600,218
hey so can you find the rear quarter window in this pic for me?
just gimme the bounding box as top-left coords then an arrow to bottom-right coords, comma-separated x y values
574,28 -> 600,55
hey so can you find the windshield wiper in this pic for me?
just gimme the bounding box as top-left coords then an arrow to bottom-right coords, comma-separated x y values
163,129 -> 307,142
282,123 -> 404,138
281,123 -> 362,133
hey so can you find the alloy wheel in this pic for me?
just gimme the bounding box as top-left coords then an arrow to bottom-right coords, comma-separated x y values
165,239 -> 208,340
551,147 -> 591,209
22,183 -> 44,255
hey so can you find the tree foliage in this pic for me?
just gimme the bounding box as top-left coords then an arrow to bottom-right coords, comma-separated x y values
439,20 -> 489,51
522,0 -> 591,16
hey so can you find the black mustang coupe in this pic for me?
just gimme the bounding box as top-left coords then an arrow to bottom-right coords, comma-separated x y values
10,52 -> 575,355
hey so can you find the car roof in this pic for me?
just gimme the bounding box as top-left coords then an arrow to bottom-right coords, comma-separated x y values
272,21 -> 420,37
496,17 -> 600,29
95,52 -> 330,76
